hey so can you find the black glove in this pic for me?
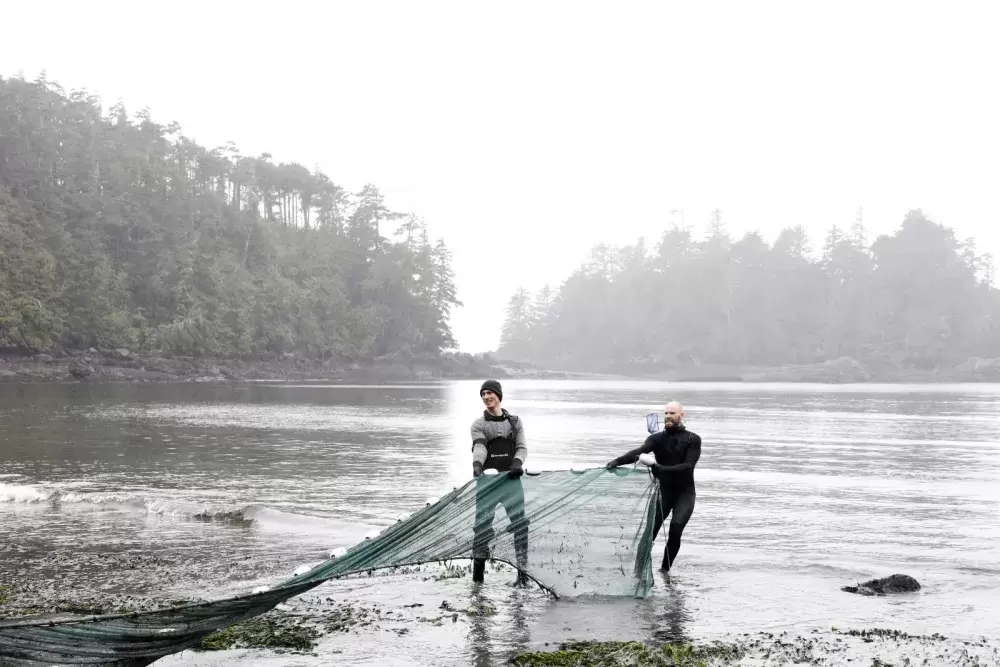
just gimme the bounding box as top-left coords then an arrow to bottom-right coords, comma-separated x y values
605,460 -> 620,470
508,459 -> 524,479
649,463 -> 666,478
473,461 -> 483,477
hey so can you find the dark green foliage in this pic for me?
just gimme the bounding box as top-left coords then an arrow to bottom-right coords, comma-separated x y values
0,74 -> 460,359
500,210 -> 1000,372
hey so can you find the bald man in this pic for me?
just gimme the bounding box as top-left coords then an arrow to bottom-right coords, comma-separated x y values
606,401 -> 701,572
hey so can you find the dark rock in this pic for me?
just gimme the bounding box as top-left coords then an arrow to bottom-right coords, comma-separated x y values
0,345 -> 33,358
33,354 -> 53,363
842,574 -> 921,596
68,360 -> 93,379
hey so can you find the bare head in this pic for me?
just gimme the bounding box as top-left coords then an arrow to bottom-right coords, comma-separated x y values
664,401 -> 684,428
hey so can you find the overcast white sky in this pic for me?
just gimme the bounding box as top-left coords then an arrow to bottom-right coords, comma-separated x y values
3,0 -> 999,353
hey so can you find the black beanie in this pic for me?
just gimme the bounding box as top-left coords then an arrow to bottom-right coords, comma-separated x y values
480,379 -> 503,401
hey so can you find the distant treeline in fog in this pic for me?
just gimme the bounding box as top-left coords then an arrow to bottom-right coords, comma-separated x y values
499,208 -> 999,372
0,73 -> 459,361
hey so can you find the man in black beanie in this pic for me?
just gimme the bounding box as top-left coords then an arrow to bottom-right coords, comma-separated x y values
470,379 -> 529,586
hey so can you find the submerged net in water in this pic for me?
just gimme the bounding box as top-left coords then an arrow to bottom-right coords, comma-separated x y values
0,466 -> 659,666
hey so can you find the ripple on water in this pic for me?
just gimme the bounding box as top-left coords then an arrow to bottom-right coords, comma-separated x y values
2,381 -> 999,665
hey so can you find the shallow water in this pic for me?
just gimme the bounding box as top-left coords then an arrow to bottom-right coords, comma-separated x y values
2,380 -> 999,665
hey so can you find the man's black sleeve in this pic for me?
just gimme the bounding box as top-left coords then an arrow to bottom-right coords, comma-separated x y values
610,434 -> 656,466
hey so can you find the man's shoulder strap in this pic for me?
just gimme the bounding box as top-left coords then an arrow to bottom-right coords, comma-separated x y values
508,413 -> 521,434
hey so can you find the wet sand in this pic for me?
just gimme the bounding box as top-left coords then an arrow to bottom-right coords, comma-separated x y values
5,563 -> 997,666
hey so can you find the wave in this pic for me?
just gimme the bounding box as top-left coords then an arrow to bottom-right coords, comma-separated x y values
0,481 -> 52,504
0,481 -> 313,527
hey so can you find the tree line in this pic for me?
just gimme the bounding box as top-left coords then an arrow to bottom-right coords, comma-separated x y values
0,72 -> 460,361
498,208 -> 999,372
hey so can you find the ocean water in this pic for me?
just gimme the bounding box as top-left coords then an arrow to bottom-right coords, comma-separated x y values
1,380 -> 998,665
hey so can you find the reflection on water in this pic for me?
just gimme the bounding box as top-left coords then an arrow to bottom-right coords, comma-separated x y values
642,576 -> 691,643
466,585 -> 532,667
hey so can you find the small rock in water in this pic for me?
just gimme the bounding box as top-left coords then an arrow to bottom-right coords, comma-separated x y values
841,573 -> 921,596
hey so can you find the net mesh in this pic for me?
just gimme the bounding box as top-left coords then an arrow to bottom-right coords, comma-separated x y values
0,467 -> 659,666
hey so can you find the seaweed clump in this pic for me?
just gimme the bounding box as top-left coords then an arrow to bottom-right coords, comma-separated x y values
196,613 -> 321,652
511,640 -> 744,666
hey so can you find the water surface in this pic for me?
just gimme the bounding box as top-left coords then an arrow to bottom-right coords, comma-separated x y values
1,380 -> 998,664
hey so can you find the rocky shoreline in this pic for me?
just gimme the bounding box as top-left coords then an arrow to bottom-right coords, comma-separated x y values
0,348 -> 592,384
520,355 -> 1000,384
4,349 -> 1000,385
3,578 -> 997,665
0,559 -> 992,666
736,355 -> 1000,384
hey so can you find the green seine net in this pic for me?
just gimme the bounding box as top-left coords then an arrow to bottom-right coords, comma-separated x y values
0,467 -> 659,666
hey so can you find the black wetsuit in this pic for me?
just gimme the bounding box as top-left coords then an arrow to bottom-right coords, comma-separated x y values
610,424 -> 701,570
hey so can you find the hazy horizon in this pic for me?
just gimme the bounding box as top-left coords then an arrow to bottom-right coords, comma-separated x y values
4,0 -> 999,353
